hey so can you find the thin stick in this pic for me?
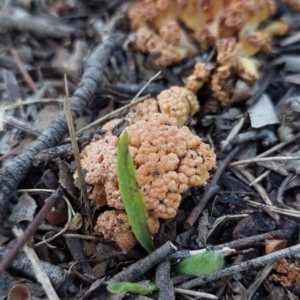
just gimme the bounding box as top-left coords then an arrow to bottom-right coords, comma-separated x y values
63,75 -> 93,230
230,156 -> 300,167
184,144 -> 243,230
10,48 -> 38,93
245,199 -> 300,218
2,98 -> 63,111
174,288 -> 217,299
255,132 -> 300,158
178,241 -> 300,289
16,188 -> 55,193
249,170 -> 270,186
236,167 -> 273,207
276,173 -> 294,208
0,187 -> 63,275
76,71 -> 161,135
75,95 -> 148,135
4,114 -> 43,136
63,233 -> 101,241
13,227 -> 60,300
131,71 -> 161,103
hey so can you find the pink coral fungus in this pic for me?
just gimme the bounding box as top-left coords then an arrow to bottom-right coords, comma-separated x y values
81,113 -> 216,219
79,113 -> 216,251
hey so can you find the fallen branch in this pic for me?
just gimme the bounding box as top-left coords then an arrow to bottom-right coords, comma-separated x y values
0,31 -> 126,220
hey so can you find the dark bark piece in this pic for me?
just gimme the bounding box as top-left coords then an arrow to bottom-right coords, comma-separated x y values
156,260 -> 175,300
41,169 -> 59,190
0,31 -> 126,220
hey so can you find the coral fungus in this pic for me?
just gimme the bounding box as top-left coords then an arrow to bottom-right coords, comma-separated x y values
79,113 -> 216,252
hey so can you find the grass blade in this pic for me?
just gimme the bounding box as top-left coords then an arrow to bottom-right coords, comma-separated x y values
117,130 -> 155,253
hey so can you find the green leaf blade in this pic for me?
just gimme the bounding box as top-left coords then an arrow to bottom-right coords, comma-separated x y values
107,281 -> 156,295
117,130 -> 155,253
174,252 -> 224,276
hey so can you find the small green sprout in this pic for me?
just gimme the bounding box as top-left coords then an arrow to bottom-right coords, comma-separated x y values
107,281 -> 156,295
116,130 -> 155,253
174,251 -> 224,276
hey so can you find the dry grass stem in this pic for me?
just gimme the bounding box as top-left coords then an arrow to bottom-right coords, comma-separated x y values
230,156 -> 300,167
13,227 -> 60,300
10,48 -> 38,93
174,288 -> 218,299
245,199 -> 300,218
235,167 -> 279,221
256,132 -> 300,158
63,234 -> 101,241
16,188 -> 55,193
249,170 -> 270,186
131,71 -> 161,103
207,214 -> 249,242
75,95 -> 149,135
63,75 -> 93,230
76,71 -> 161,135
2,98 -> 63,111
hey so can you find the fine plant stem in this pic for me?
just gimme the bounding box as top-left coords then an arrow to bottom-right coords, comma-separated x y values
229,156 -> 300,167
13,227 -> 60,300
63,75 -> 93,231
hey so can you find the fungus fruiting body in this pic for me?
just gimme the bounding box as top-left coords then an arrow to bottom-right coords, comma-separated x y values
128,0 -> 289,104
79,112 -> 216,252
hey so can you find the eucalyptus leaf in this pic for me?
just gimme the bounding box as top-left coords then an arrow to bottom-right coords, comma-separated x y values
174,251 -> 224,276
117,130 -> 155,253
107,281 -> 156,295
